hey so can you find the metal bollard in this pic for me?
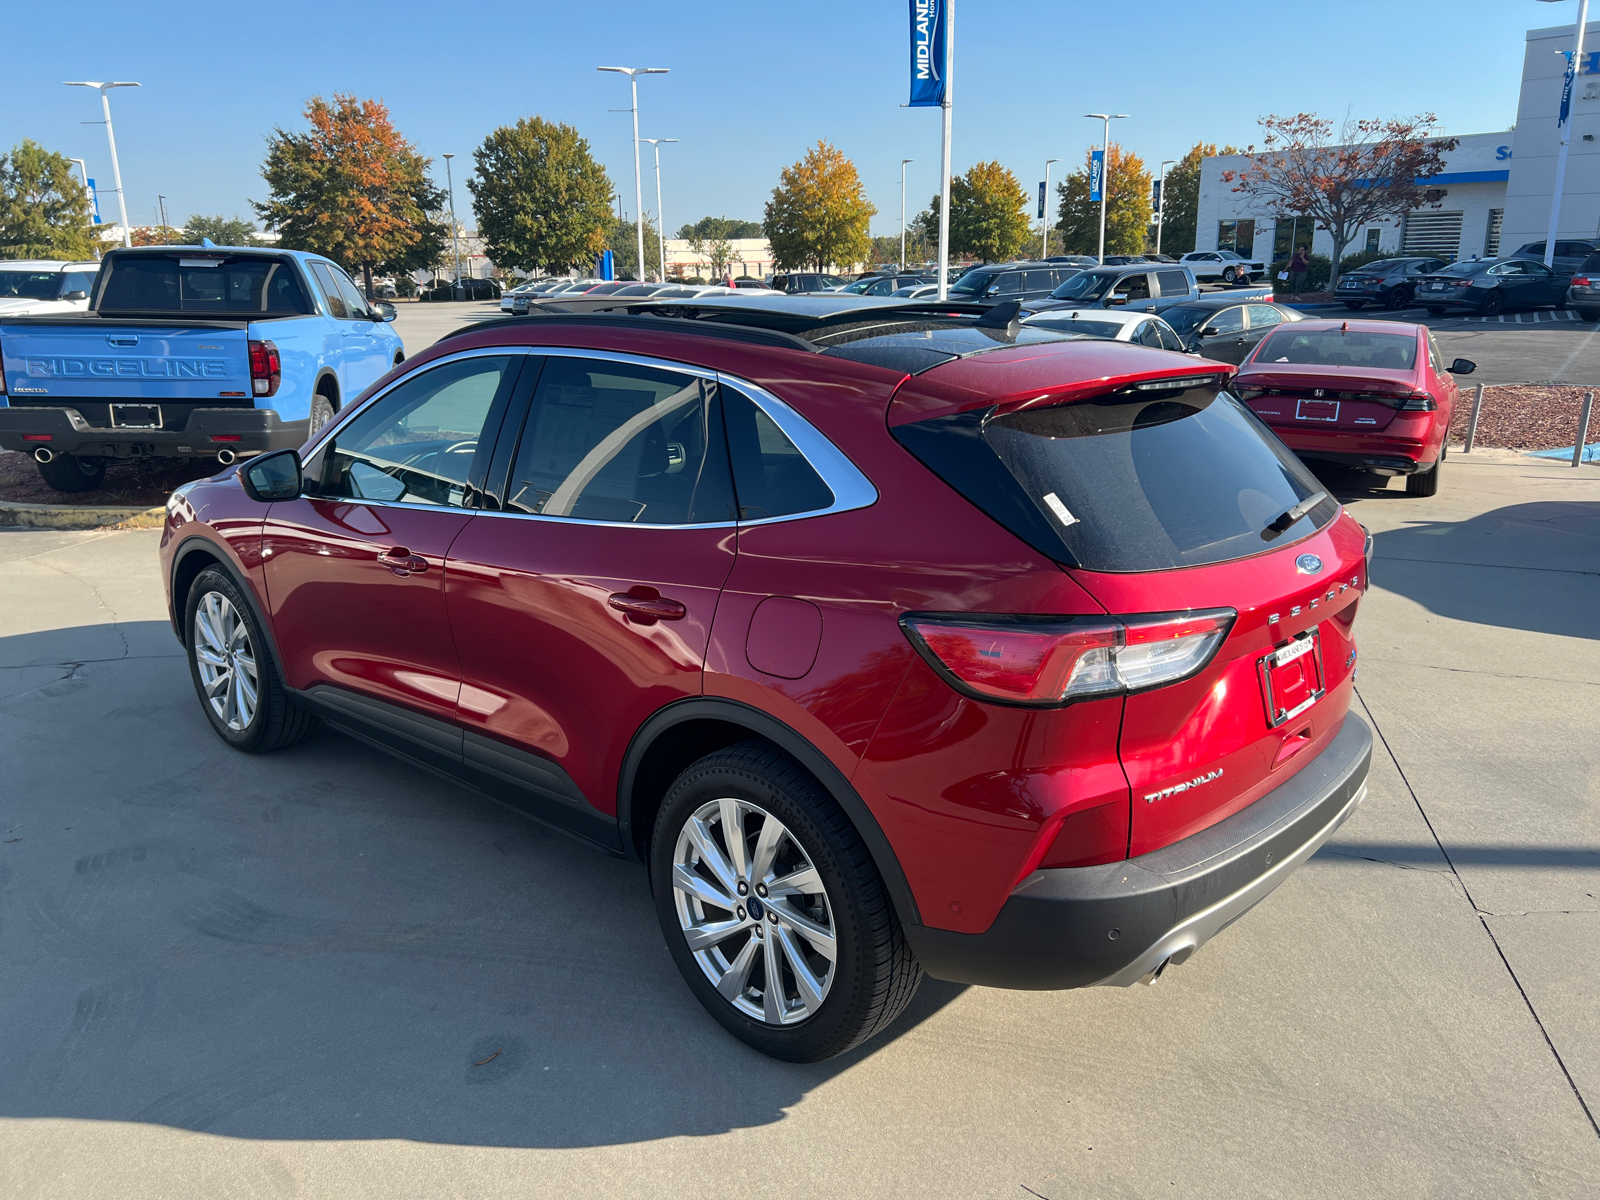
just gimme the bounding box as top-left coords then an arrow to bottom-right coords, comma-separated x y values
1464,383 -> 1484,453
1575,391 -> 1594,468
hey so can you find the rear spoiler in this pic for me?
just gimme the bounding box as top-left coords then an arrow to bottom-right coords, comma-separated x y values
0,315 -> 255,329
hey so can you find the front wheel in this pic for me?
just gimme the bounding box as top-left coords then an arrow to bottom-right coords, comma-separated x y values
1222,266 -> 1238,282
651,742 -> 921,1062
35,452 -> 106,493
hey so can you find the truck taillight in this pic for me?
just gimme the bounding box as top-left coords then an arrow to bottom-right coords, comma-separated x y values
248,340 -> 280,397
900,609 -> 1236,708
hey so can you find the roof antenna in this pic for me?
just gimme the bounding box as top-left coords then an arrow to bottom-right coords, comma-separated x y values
975,299 -> 1022,333
201,238 -> 216,249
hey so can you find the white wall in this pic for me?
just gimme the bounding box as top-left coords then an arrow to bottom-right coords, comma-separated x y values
1502,19 -> 1600,250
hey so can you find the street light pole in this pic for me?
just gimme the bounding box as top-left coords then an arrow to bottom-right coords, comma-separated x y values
157,194 -> 169,243
68,158 -> 98,252
1041,158 -> 1059,259
1540,0 -> 1591,268
599,66 -> 669,281
64,81 -> 139,248
442,153 -> 461,285
1083,112 -> 1128,264
900,158 -> 913,270
937,0 -> 955,299
641,138 -> 678,282
1156,158 -> 1176,255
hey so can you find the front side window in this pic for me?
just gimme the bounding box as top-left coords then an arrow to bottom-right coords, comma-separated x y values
317,355 -> 516,507
310,263 -> 349,318
949,270 -> 998,297
504,357 -> 734,525
1203,306 -> 1245,336
1050,272 -> 1113,301
1112,273 -> 1151,302
331,266 -> 371,317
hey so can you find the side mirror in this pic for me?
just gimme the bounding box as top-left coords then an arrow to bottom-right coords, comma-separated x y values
373,301 -> 398,322
240,448 -> 302,502
1449,358 -> 1477,375
1198,325 -> 1216,336
63,290 -> 89,302
1109,293 -> 1128,306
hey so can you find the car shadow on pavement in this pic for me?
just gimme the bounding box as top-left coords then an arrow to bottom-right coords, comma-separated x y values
1367,500 -> 1600,641
0,622 -> 966,1147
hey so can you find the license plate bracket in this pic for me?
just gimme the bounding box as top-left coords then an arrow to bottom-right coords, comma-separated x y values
1295,398 -> 1339,422
110,404 -> 162,429
1258,627 -> 1325,728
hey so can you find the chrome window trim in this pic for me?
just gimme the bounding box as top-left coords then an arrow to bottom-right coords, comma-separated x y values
303,342 -> 877,529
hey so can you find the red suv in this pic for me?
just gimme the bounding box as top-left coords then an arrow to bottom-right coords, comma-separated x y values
1234,318 -> 1476,497
161,300 -> 1374,1061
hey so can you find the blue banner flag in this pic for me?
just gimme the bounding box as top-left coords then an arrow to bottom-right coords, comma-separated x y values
1037,182 -> 1046,220
86,177 -> 102,225
1559,49 -> 1575,128
908,0 -> 947,107
1089,150 -> 1105,203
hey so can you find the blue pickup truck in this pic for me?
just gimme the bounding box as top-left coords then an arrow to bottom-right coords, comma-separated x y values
0,244 -> 404,492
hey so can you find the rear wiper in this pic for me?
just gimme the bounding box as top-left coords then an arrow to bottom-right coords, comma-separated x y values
1261,490 -> 1328,539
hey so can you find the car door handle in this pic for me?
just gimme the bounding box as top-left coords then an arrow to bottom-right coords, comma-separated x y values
377,547 -> 428,576
608,587 -> 687,625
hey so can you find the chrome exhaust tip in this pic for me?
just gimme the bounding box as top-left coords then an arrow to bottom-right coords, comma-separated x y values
216,448 -> 237,465
32,446 -> 55,464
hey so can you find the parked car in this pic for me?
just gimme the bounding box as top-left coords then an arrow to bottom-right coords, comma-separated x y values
771,272 -> 851,293
1334,258 -> 1447,310
0,245 -> 402,493
162,294 -> 1373,1062
1565,251 -> 1600,320
890,283 -> 942,299
1045,255 -> 1099,267
1100,255 -> 1152,266
1236,317 -> 1475,496
0,260 -> 100,317
729,277 -> 772,289
1510,239 -> 1598,275
421,278 -> 503,302
1180,250 -> 1267,283
1031,264 -> 1203,314
836,274 -> 931,296
1158,297 -> 1307,363
1414,256 -> 1569,316
948,262 -> 1085,302
1020,306 -> 1187,351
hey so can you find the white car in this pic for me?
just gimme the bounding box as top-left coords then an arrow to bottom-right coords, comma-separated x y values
0,260 -> 99,317
1179,250 -> 1266,283
1021,306 -> 1188,352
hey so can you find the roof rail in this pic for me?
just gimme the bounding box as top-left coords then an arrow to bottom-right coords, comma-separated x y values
432,309 -> 820,354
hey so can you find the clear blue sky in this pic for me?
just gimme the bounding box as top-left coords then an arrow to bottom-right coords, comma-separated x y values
2,0 -> 1546,239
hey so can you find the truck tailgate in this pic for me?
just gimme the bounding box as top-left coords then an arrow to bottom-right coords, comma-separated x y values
0,321 -> 252,403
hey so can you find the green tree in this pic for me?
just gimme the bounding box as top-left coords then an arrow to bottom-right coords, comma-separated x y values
676,216 -> 763,240
1158,141 -> 1243,255
256,94 -> 445,297
950,161 -> 1030,262
764,141 -> 876,272
182,213 -> 263,247
1054,143 -> 1154,257
606,215 -> 663,281
0,139 -> 100,261
468,116 -> 613,276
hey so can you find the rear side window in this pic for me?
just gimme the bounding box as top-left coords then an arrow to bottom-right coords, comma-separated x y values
893,382 -> 1337,572
97,255 -> 311,313
1155,270 -> 1190,296
721,384 -> 834,520
1258,328 -> 1417,369
504,357 -> 735,525
1580,253 -> 1600,273
1246,304 -> 1285,330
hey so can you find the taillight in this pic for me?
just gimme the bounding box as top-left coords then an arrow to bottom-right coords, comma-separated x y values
1451,279 -> 1474,288
900,609 -> 1236,708
248,340 -> 281,397
0,338 -> 6,394
1575,276 -> 1591,287
1399,393 -> 1438,411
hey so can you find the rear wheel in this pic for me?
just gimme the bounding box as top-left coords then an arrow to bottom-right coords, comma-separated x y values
308,393 -> 337,439
1406,461 -> 1441,497
651,741 -> 922,1062
1426,306 -> 1446,316
1577,308 -> 1599,322
1385,287 -> 1412,310
1480,291 -> 1505,316
35,452 -> 106,493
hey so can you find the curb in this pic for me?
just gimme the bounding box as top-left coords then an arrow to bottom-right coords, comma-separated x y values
0,499 -> 165,531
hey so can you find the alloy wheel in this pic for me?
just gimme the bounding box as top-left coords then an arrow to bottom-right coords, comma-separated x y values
192,591 -> 259,731
671,796 -> 837,1025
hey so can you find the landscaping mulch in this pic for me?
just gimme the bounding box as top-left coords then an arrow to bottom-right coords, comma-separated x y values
1447,385 -> 1598,452
0,450 -> 217,508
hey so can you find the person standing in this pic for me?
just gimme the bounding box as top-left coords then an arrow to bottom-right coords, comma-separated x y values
1289,246 -> 1309,300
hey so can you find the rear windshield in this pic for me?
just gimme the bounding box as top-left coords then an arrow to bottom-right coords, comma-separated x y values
893,382 -> 1337,572
97,255 -> 312,314
1256,328 -> 1417,369
1024,316 -> 1126,339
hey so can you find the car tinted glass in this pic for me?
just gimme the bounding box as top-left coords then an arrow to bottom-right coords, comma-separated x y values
1155,270 -> 1190,297
1258,328 -> 1418,369
0,271 -> 65,300
1204,306 -> 1245,335
1160,305 -> 1209,335
1113,273 -> 1151,301
98,255 -> 311,314
1246,304 -> 1285,330
331,266 -> 370,317
502,357 -> 733,525
1437,261 -> 1487,277
721,384 -> 834,520
62,271 -> 96,296
310,263 -> 348,317
893,383 -> 1337,572
949,270 -> 997,296
1024,270 -> 1055,291
1579,253 -> 1600,273
1152,321 -> 1185,352
1050,272 -> 1113,300
318,356 -> 515,506
1025,316 -> 1125,338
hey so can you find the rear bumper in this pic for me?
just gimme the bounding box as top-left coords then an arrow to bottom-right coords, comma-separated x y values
1287,448 -> 1432,475
904,713 -> 1372,990
0,405 -> 307,458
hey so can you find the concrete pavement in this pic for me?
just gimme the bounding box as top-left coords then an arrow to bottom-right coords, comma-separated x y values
0,449 -> 1596,1198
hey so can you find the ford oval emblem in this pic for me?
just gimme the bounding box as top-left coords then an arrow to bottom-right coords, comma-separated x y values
1296,553 -> 1324,575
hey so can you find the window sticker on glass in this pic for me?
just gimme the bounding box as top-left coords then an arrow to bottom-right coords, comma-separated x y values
1042,491 -> 1079,528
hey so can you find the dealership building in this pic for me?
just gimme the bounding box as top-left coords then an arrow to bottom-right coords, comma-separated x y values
1194,17 -> 1600,265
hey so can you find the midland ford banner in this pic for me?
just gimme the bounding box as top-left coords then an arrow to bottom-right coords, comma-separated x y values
909,0 -> 947,107
1089,150 -> 1105,203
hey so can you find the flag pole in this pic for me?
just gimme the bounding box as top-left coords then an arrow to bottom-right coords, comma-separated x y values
937,0 -> 954,300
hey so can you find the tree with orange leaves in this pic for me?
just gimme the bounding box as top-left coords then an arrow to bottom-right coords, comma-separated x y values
256,94 -> 446,297
1223,114 -> 1457,288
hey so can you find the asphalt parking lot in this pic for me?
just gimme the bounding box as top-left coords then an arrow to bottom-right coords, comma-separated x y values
1,404 -> 1596,1193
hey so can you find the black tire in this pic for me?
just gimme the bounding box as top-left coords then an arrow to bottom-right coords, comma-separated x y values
1406,461 -> 1441,497
308,392 -> 337,439
1385,287 -> 1412,310
651,741 -> 922,1062
183,566 -> 317,753
1426,306 -> 1446,316
1222,266 -> 1238,282
1480,291 -> 1505,316
35,453 -> 106,493
1577,308 -> 1599,322
1344,301 -> 1365,310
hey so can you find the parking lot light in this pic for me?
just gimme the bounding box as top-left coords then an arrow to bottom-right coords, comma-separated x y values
1538,0 -> 1591,269
64,81 -> 139,248
1156,159 -> 1176,255
599,67 -> 670,282
1041,158 -> 1059,259
1084,113 -> 1128,264
641,138 -> 678,283
901,159 -> 913,271
443,153 -> 461,288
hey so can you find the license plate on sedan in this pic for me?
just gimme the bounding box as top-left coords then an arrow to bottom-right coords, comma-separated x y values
110,404 -> 162,429
1259,628 -> 1325,728
1295,398 -> 1339,422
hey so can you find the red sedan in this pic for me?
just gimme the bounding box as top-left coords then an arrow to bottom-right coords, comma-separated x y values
1234,318 -> 1476,496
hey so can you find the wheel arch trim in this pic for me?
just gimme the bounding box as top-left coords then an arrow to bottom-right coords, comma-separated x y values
169,533 -> 288,684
